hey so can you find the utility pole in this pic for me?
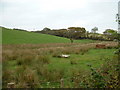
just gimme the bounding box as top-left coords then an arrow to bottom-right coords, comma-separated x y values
118,1 -> 120,60
116,1 -> 120,33
117,1 -> 120,53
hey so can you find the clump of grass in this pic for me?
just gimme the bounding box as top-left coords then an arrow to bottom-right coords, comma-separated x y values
35,55 -> 50,64
35,64 -> 49,79
49,48 -> 55,54
70,59 -> 77,65
74,49 -> 81,54
36,64 -> 65,82
2,59 -> 16,88
47,68 -> 65,82
2,70 -> 15,88
52,51 -> 62,57
17,55 -> 35,66
2,50 -> 19,61
80,48 -> 89,55
15,67 -> 40,88
106,45 -> 118,49
62,48 -> 81,54
35,65 -> 65,83
61,48 -> 72,54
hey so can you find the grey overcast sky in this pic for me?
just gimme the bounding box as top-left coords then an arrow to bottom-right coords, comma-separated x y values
0,0 -> 119,33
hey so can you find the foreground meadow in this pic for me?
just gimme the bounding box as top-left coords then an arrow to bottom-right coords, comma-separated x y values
2,41 -> 119,88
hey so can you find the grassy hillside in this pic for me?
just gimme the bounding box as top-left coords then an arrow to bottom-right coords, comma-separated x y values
0,27 -> 2,44
2,27 -> 70,44
2,27 -> 97,44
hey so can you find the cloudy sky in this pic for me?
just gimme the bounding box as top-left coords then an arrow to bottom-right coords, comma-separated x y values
0,0 -> 119,33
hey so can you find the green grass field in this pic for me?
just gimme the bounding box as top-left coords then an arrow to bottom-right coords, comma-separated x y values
4,48 -> 117,87
2,42 -> 118,88
2,27 -> 97,44
49,49 -> 115,69
2,27 -> 119,88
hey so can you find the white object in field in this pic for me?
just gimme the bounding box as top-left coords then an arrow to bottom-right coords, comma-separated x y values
60,54 -> 70,58
7,82 -> 15,88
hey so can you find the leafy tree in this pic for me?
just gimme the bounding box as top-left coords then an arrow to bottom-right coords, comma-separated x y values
67,27 -> 86,43
42,27 -> 51,31
103,29 -> 117,35
40,27 -> 51,34
91,27 -> 98,39
103,29 -> 117,40
91,27 -> 98,34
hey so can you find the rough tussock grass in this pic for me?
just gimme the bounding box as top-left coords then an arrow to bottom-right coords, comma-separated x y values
2,41 -> 119,88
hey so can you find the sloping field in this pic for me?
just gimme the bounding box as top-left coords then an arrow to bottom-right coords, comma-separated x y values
2,27 -> 70,44
2,27 -> 97,44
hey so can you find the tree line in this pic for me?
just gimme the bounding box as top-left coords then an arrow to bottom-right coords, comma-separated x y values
33,27 -> 119,43
1,26 -> 118,43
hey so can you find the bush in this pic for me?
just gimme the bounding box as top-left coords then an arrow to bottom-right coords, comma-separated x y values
100,56 -> 119,88
88,65 -> 106,88
85,56 -> 119,88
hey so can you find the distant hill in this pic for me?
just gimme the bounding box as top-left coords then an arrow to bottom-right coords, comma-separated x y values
1,27 -> 70,44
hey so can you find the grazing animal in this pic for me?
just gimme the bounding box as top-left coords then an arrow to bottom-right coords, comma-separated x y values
96,44 -> 106,49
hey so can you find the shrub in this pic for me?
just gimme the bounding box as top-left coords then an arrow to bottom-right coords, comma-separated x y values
85,55 -> 119,88
88,66 -> 105,88
70,68 -> 90,88
100,56 -> 119,88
